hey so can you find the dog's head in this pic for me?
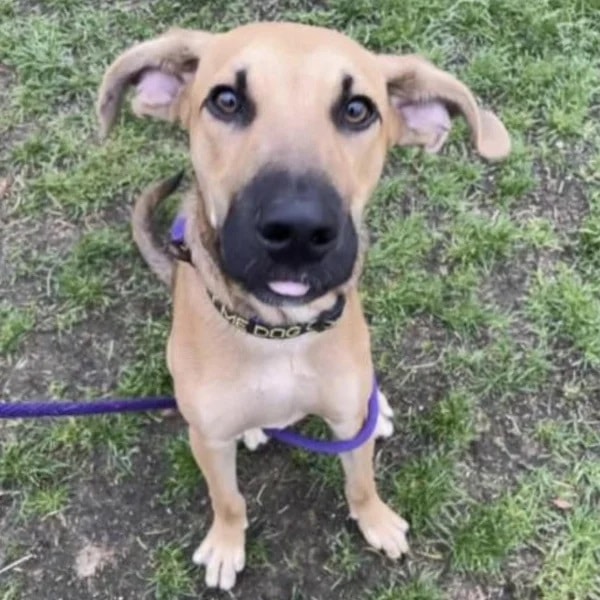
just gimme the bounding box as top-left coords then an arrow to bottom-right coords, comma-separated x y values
98,23 -> 510,306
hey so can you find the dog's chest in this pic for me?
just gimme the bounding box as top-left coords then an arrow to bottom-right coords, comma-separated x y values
193,345 -> 322,439
245,354 -> 317,425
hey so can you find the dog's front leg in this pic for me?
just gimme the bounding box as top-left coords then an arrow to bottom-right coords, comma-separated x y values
328,419 -> 409,558
188,426 -> 247,590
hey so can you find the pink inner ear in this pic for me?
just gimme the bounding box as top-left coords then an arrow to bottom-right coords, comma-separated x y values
135,69 -> 182,107
396,100 -> 451,150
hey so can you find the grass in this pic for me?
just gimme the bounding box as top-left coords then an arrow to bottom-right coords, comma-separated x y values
161,434 -> 203,504
451,472 -> 551,573
1,0 -> 600,598
20,485 -> 69,519
537,508 -> 600,600
371,577 -> 444,600
528,264 -> 600,366
391,454 -> 458,536
149,542 -> 196,600
0,304 -> 35,356
412,390 -> 475,451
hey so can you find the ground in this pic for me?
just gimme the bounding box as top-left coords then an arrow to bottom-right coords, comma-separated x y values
0,0 -> 599,599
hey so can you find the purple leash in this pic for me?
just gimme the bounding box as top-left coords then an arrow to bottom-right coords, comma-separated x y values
0,214 -> 380,454
265,378 -> 379,454
0,397 -> 176,418
0,379 -> 380,455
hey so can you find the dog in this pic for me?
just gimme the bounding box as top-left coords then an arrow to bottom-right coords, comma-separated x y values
97,22 -> 510,590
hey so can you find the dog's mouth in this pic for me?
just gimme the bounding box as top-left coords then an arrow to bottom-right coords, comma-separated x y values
248,276 -> 321,306
267,280 -> 311,298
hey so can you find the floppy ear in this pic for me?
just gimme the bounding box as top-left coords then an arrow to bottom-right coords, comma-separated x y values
378,54 -> 510,161
97,28 -> 213,138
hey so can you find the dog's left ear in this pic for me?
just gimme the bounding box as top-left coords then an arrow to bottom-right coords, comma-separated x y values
97,28 -> 213,138
378,54 -> 510,161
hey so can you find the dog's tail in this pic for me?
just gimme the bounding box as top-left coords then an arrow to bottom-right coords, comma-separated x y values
132,171 -> 184,286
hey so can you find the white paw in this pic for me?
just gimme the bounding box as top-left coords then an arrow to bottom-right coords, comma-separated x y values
239,428 -> 269,451
374,389 -> 394,439
193,523 -> 245,590
351,498 -> 409,559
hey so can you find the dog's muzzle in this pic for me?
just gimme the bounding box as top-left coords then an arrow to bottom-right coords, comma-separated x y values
219,169 -> 359,305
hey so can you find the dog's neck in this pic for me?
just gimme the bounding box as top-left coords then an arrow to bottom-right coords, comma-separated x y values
181,186 -> 366,327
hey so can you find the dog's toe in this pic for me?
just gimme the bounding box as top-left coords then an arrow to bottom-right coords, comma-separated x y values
193,522 -> 246,590
240,428 -> 269,451
352,498 -> 409,559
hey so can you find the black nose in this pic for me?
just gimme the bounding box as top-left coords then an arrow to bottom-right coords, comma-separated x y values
257,198 -> 339,263
220,169 -> 359,297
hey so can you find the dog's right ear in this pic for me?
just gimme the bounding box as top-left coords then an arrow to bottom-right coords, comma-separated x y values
97,28 -> 213,138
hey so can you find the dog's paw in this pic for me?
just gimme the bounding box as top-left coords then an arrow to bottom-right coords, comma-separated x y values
374,389 -> 394,439
351,498 -> 409,559
193,522 -> 245,590
239,428 -> 269,451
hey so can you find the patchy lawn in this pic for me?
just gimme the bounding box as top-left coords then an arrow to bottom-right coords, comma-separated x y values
1,1 -> 599,599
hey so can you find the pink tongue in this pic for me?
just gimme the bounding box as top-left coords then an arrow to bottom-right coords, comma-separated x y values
268,281 -> 310,297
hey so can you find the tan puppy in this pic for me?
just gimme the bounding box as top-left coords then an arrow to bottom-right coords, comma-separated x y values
98,22 -> 510,590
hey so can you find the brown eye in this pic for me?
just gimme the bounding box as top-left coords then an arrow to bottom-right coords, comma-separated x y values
339,96 -> 377,131
205,72 -> 256,127
207,86 -> 245,122
345,99 -> 369,122
212,87 -> 240,115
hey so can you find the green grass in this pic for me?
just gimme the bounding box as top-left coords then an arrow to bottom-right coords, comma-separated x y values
413,390 -> 475,452
0,415 -> 142,497
537,508 -> 600,600
533,423 -> 600,599
161,434 -> 203,504
326,530 -> 362,581
0,304 -> 35,355
20,485 -> 69,519
451,473 -> 551,573
116,317 -> 172,396
56,226 -> 135,311
149,542 -> 196,600
1,0 -> 599,598
371,577 -> 444,600
528,264 -> 600,366
0,581 -> 23,600
391,454 -> 458,536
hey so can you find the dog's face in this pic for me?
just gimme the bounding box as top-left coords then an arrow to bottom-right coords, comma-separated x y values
98,23 -> 510,305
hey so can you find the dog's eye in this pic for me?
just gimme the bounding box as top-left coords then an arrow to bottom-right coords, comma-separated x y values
212,87 -> 240,114
339,96 -> 378,131
206,86 -> 244,121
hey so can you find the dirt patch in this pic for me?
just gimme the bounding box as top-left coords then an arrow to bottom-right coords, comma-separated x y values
75,543 -> 115,578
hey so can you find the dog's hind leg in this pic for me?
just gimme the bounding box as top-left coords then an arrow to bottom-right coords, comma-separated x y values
238,428 -> 269,451
188,427 -> 247,590
374,388 -> 394,439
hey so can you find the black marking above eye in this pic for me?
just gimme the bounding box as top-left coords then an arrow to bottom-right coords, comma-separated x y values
205,69 -> 256,126
332,74 -> 379,132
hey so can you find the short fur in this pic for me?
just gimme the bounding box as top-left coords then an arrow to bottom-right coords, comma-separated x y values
100,21 -> 510,590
